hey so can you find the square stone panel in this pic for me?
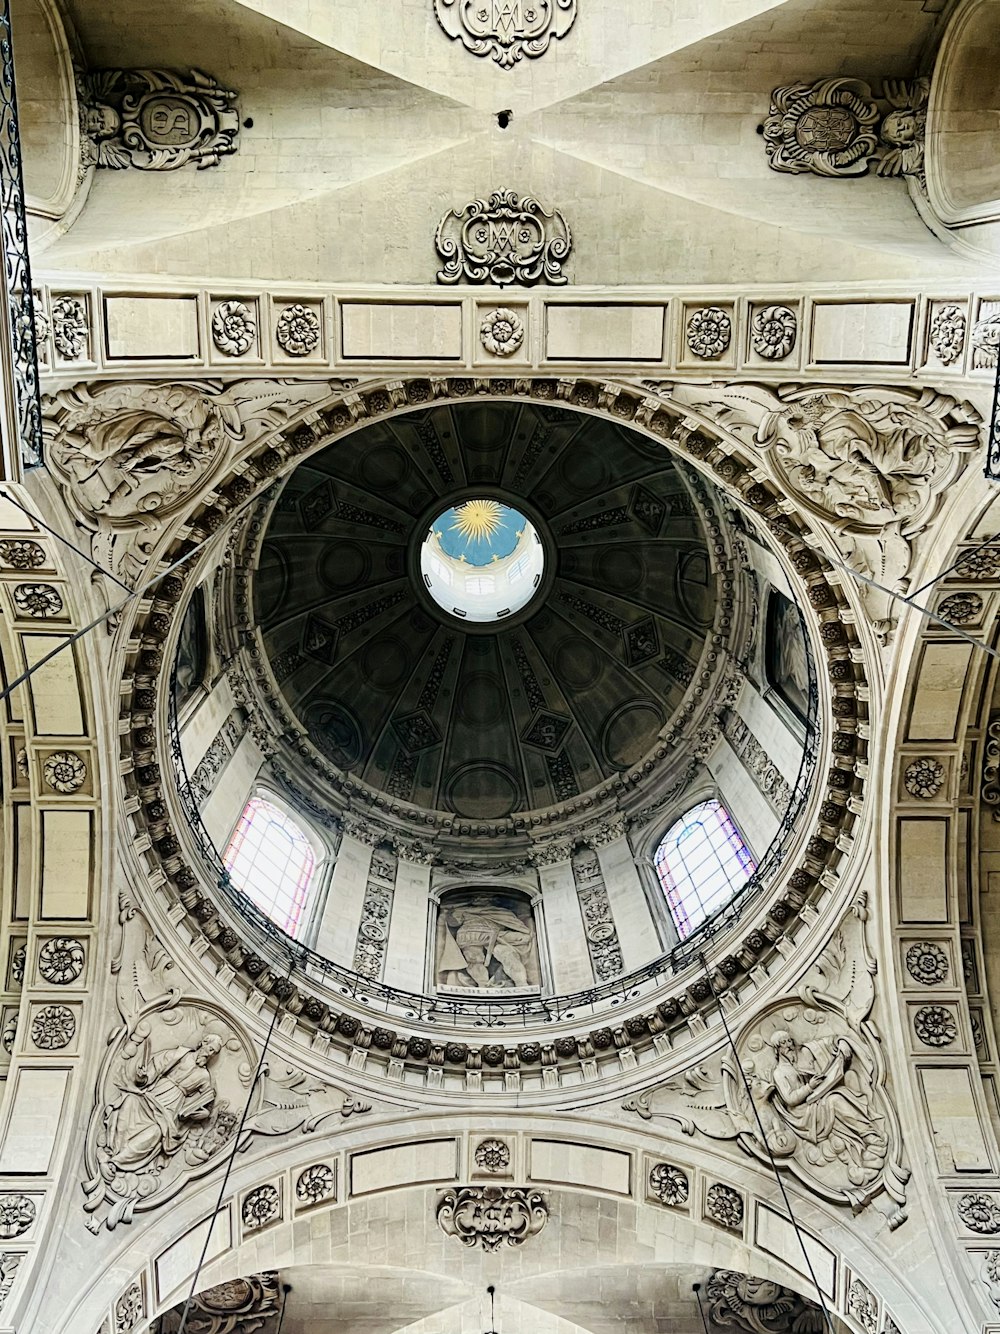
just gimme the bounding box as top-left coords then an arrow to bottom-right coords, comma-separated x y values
392,710 -> 442,753
522,711 -> 571,751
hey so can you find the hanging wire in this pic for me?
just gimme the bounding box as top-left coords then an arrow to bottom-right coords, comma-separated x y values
274,1282 -> 292,1334
0,478 -> 267,705
484,1285 -> 498,1334
174,951 -> 296,1334
0,487 -> 134,592
692,1283 -> 711,1334
697,952 -> 837,1334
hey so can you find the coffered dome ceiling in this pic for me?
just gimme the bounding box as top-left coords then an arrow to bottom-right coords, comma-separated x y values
252,401 -> 720,821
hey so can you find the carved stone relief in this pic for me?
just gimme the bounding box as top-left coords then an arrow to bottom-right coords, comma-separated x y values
571,845 -> 624,982
435,888 -> 540,991
904,941 -> 947,986
295,1164 -> 335,1206
726,715 -> 792,812
83,897 -> 373,1230
847,1277 -> 879,1333
157,1273 -> 280,1334
0,539 -> 44,570
81,68 -> 239,170
0,1195 -> 34,1240
972,303 -> 1000,370
928,304 -> 967,366
0,1254 -> 20,1316
982,716 -> 1000,820
42,750 -> 87,793
763,76 -> 927,181
51,295 -> 89,360
43,379 -> 335,581
625,896 -> 910,1225
480,307 -> 525,356
475,1138 -> 511,1172
686,306 -> 732,359
903,756 -> 944,799
212,301 -> 256,356
913,1005 -> 957,1047
352,846 -> 398,981
275,304 -> 321,357
242,1183 -> 281,1231
436,190 -> 571,285
31,1004 -> 75,1049
437,1185 -> 547,1249
683,381 -> 980,640
750,305 -> 797,361
12,583 -> 63,617
705,1270 -> 824,1333
960,1193 -> 1000,1233
705,1182 -> 743,1230
115,1281 -> 144,1333
648,1162 -> 688,1206
433,0 -> 577,67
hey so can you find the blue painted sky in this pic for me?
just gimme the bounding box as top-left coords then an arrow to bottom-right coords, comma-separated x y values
434,502 -> 527,566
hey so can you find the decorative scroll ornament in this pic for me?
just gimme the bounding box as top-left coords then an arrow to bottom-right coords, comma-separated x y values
82,896 -> 374,1230
687,306 -> 731,359
158,1274 -> 280,1334
81,68 -> 239,170
705,1183 -> 743,1230
437,1185 -> 547,1250
436,190 -> 571,286
242,1184 -> 280,1230
295,1164 -> 336,1205
750,305 -> 797,361
648,1162 -> 688,1205
12,583 -> 62,617
705,1271 -> 824,1334
31,1003 -> 75,1049
433,0 -> 577,68
624,896 -> 911,1227
212,301 -> 256,356
763,77 -> 927,181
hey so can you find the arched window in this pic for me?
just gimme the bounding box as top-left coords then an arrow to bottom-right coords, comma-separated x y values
653,799 -> 756,940
223,797 -> 316,937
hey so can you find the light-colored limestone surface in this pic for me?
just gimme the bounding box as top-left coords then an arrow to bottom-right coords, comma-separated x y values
2,2 -> 1000,1334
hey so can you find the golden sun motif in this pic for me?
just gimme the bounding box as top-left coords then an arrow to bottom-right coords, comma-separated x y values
450,499 -> 504,546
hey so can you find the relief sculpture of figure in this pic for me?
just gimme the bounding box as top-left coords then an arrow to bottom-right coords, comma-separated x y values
759,1029 -> 887,1187
105,1033 -> 224,1174
437,894 -> 538,990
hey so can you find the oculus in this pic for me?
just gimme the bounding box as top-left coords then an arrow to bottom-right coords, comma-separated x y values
433,0 -> 577,68
420,500 -> 544,623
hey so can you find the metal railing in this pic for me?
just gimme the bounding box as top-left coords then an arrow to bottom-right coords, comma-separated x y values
167,666 -> 820,1030
0,0 -> 41,471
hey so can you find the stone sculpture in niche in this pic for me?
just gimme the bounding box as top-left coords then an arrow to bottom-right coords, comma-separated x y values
624,895 -> 910,1225
705,1270 -> 824,1333
80,68 -> 239,170
435,889 -> 540,991
437,1185 -> 547,1249
433,0 -> 577,68
763,76 -> 927,181
436,190 -> 571,286
82,895 -> 375,1230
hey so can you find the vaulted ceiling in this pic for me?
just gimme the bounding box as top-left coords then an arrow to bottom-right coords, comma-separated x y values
253,401 -> 718,819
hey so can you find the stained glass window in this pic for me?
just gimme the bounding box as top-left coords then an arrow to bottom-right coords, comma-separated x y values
653,799 -> 756,940
223,797 -> 316,937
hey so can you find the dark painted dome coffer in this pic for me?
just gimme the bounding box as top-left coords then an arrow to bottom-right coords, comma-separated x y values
252,401 -> 718,818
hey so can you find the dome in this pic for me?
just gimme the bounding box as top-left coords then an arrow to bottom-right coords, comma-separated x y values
251,400 -> 721,823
